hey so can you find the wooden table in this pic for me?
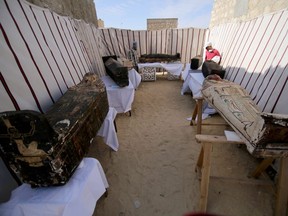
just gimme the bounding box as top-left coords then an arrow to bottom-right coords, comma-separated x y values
195,134 -> 288,215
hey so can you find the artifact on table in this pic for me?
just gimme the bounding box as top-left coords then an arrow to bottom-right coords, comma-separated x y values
139,53 -> 181,63
190,55 -> 203,70
103,56 -> 129,87
201,76 -> 288,158
202,60 -> 226,79
0,73 -> 109,187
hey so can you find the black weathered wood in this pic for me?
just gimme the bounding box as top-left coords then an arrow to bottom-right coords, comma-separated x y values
0,73 -> 109,187
202,61 -> 225,79
191,55 -> 203,70
103,57 -> 129,87
139,53 -> 181,63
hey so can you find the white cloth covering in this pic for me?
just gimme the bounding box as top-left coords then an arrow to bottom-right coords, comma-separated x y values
181,70 -> 217,119
128,68 -> 141,89
137,62 -> 183,76
181,63 -> 191,81
181,70 -> 204,97
97,107 -> 119,151
0,158 -> 109,216
224,130 -> 242,142
101,76 -> 135,114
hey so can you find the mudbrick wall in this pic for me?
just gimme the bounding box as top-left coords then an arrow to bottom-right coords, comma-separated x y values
210,0 -> 288,27
26,0 -> 98,25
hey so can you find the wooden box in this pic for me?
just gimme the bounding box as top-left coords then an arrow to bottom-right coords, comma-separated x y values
0,73 -> 109,187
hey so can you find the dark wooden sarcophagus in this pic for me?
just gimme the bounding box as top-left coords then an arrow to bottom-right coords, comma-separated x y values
139,53 -> 181,63
0,73 -> 109,187
202,60 -> 225,79
103,57 -> 129,87
202,76 -> 288,158
190,55 -> 203,70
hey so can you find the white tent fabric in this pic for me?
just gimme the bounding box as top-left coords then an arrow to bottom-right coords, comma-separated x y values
206,9 -> 288,114
0,0 -> 206,113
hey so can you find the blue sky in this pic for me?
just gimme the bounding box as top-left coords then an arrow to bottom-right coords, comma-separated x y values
94,0 -> 214,30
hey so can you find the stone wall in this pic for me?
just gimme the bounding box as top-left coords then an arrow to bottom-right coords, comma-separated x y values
210,0 -> 288,27
147,18 -> 178,30
26,0 -> 98,26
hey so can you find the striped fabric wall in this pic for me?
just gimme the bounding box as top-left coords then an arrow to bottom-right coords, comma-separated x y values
0,0 -> 206,113
207,9 -> 288,114
0,0 -> 100,113
98,27 -> 206,63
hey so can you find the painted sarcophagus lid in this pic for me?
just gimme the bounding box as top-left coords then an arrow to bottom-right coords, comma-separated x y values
201,75 -> 288,158
0,73 -> 109,187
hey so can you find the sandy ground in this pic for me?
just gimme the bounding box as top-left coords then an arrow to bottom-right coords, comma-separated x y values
88,74 -> 275,216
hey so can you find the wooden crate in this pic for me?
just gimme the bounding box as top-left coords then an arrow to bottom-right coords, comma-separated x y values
0,73 -> 109,187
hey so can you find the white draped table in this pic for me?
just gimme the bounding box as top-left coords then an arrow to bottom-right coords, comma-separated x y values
137,62 -> 183,76
97,107 -> 119,151
0,158 -> 108,216
181,70 -> 204,97
101,76 -> 135,114
128,68 -> 141,89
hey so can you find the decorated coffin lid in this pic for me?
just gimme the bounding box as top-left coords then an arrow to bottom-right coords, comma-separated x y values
201,76 -> 288,157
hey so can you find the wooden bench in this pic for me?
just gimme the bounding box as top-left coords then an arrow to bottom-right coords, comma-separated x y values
195,134 -> 288,216
192,77 -> 288,215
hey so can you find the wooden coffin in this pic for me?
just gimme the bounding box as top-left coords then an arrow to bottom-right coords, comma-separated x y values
201,77 -> 288,158
104,57 -> 129,87
139,53 -> 181,63
202,61 -> 225,79
0,73 -> 109,187
190,55 -> 203,70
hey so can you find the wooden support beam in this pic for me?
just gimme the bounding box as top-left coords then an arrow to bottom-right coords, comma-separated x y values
195,134 -> 245,145
275,157 -> 288,216
249,158 -> 274,179
199,142 -> 212,212
195,134 -> 288,215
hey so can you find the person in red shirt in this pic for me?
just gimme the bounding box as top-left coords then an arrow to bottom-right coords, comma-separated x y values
202,42 -> 225,78
205,42 -> 221,64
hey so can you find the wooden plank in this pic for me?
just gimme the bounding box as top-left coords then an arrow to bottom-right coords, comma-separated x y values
249,158 -> 274,178
195,134 -> 245,145
190,103 -> 198,126
195,147 -> 204,172
196,99 -> 203,134
275,157 -> 288,216
199,142 -> 213,212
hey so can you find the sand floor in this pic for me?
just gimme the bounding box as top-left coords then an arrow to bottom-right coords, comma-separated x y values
88,74 -> 275,216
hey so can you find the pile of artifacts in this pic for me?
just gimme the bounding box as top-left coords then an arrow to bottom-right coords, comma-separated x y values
139,53 -> 181,63
202,75 -> 288,158
0,73 -> 109,187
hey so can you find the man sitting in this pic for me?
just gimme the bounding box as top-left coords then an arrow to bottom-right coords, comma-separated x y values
202,42 -> 225,78
205,42 -> 221,64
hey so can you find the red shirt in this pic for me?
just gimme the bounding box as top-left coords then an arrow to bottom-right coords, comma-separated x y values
205,49 -> 220,60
